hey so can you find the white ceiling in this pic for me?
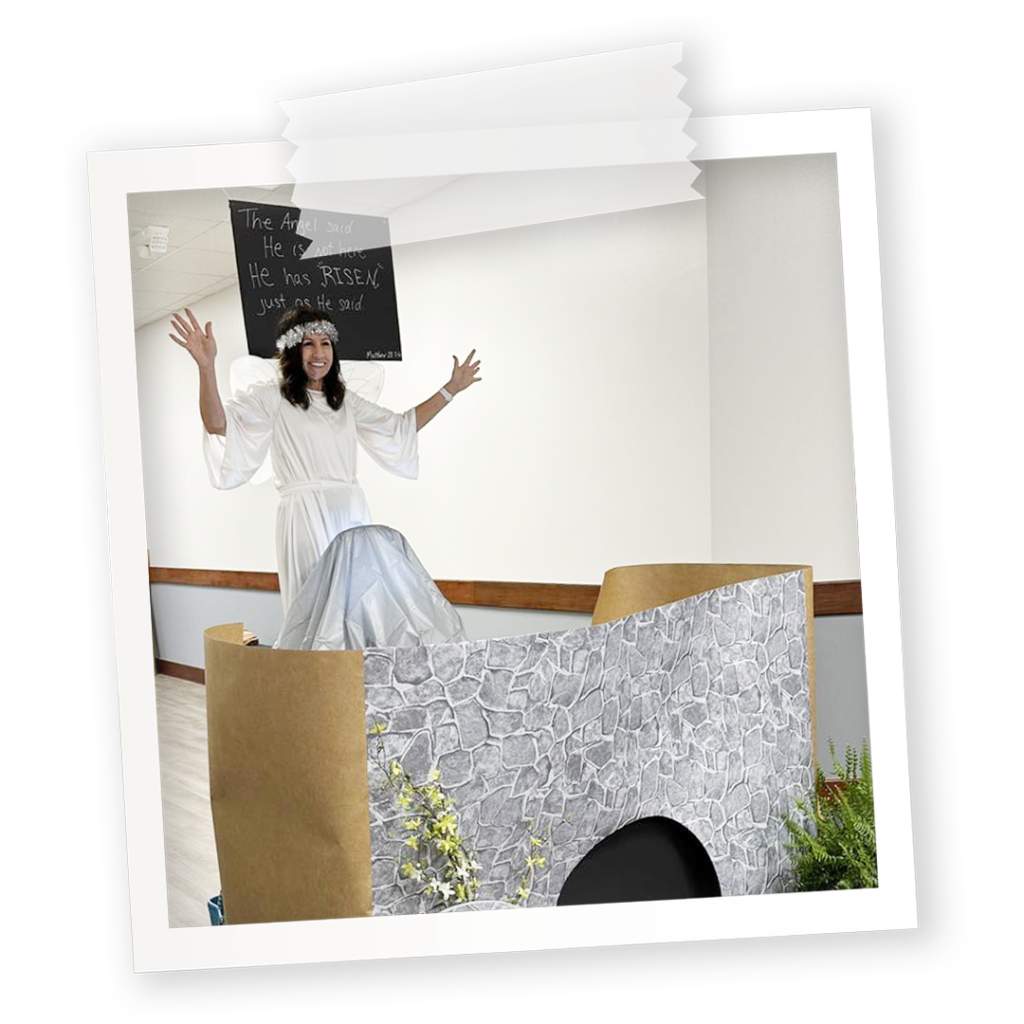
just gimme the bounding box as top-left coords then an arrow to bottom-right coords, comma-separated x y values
127,177 -> 461,329
127,168 -> 700,330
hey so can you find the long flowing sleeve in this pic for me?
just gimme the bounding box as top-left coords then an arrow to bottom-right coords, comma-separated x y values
203,380 -> 280,489
346,391 -> 419,479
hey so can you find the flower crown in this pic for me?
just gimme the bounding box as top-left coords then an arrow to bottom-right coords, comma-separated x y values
275,319 -> 339,352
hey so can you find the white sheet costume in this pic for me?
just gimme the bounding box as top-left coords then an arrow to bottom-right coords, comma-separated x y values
204,380 -> 418,612
275,524 -> 466,650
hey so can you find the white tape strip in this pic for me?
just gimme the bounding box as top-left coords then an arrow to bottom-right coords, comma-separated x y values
280,43 -> 699,244
287,119 -> 694,179
281,44 -> 691,138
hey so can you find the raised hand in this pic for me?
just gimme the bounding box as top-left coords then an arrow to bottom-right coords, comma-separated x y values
447,350 -> 482,395
169,308 -> 217,369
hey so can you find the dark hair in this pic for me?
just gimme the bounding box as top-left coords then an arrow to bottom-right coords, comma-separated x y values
276,307 -> 345,411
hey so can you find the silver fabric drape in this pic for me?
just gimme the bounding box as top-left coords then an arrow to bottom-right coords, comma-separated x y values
275,524 -> 467,650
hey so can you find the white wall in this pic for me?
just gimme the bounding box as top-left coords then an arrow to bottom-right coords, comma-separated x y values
137,200 -> 712,583
703,154 -> 860,581
138,156 -> 861,586
137,287 -> 280,572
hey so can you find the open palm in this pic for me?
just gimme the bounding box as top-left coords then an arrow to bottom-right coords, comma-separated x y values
448,350 -> 482,394
169,308 -> 217,369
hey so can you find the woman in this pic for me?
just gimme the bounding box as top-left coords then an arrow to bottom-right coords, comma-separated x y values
170,306 -> 481,612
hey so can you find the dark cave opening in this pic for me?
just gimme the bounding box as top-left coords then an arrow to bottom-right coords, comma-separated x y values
557,816 -> 722,906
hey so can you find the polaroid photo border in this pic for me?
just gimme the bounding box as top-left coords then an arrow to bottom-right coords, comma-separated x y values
89,107 -> 915,973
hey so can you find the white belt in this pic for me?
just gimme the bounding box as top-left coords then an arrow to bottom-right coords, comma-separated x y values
278,479 -> 359,496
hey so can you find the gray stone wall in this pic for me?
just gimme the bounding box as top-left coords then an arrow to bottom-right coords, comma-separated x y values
363,571 -> 812,913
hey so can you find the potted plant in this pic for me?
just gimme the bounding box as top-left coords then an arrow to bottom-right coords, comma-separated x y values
784,739 -> 877,891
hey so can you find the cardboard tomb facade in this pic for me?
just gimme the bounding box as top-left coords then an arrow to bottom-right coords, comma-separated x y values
204,563 -> 815,923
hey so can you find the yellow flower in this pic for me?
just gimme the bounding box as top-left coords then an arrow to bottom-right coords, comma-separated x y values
455,883 -> 467,901
404,835 -> 419,850
530,836 -> 543,847
397,793 -> 412,808
370,722 -> 387,735
516,883 -> 530,901
436,812 -> 458,835
389,761 -> 403,778
429,769 -> 442,782
403,817 -> 422,831
401,862 -> 423,881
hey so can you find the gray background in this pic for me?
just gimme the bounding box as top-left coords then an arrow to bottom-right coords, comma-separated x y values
2,18 -> 1015,1024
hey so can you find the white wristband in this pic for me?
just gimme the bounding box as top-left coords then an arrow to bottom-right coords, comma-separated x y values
439,386 -> 454,403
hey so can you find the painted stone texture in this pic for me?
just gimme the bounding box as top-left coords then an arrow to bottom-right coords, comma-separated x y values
364,571 -> 812,914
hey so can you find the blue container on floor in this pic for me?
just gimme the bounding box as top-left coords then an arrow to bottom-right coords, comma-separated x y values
208,894 -> 224,925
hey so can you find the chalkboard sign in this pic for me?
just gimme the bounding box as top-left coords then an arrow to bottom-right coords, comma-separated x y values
229,200 -> 402,360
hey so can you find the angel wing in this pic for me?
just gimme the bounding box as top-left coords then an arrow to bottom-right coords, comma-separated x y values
336,360 -> 385,404
228,356 -> 386,485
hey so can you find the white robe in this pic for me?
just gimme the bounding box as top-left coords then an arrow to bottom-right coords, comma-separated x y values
203,381 -> 418,612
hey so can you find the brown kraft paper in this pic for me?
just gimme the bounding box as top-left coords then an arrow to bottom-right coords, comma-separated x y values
204,623 -> 373,924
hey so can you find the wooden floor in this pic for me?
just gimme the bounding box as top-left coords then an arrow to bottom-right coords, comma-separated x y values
155,673 -> 221,928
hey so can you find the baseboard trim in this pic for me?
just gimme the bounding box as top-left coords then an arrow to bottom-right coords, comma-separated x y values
156,659 -> 205,685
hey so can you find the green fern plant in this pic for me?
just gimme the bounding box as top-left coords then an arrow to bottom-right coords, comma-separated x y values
784,739 -> 877,891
